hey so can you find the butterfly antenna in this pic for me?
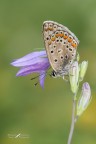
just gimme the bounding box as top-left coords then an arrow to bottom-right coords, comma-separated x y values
31,67 -> 52,81
31,72 -> 47,81
31,67 -> 52,87
31,75 -> 40,80
34,72 -> 47,87
34,82 -> 38,86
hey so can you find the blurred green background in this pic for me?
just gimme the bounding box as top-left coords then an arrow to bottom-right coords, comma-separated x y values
0,0 -> 96,144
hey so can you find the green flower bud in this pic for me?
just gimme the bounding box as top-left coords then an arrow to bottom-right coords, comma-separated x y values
79,61 -> 88,81
77,82 -> 91,116
69,61 -> 79,94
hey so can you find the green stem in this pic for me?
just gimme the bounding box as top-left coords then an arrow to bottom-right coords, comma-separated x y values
67,96 -> 76,144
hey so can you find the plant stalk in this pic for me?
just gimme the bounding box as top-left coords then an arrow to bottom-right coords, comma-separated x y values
67,97 -> 76,144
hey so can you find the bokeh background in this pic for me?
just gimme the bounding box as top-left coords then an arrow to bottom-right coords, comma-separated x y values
0,0 -> 96,144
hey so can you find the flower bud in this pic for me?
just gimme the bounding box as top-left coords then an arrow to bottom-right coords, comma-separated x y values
77,82 -> 91,116
69,61 -> 79,94
79,61 -> 88,81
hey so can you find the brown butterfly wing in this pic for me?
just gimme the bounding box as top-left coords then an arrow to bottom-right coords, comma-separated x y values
43,21 -> 79,73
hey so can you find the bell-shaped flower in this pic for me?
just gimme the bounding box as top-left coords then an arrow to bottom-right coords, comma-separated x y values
77,82 -> 91,116
11,50 -> 50,88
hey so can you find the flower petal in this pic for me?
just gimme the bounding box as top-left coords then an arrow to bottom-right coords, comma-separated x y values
11,50 -> 50,88
11,51 -> 47,67
39,71 -> 46,88
16,58 -> 50,76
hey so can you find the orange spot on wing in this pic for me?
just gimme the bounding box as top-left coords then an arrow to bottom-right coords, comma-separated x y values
63,35 -> 68,39
48,41 -> 52,45
59,33 -> 64,37
55,33 -> 60,37
45,28 -> 53,31
68,38 -> 73,43
51,37 -> 55,41
45,28 -> 48,31
71,43 -> 77,48
48,28 -> 53,31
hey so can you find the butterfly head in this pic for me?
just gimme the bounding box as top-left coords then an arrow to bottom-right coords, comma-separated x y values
50,70 -> 58,78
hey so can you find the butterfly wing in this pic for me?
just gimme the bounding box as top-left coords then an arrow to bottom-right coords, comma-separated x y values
43,21 -> 79,73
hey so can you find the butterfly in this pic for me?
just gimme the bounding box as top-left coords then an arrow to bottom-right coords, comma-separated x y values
43,21 -> 79,78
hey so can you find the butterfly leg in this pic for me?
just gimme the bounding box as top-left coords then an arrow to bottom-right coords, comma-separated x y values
62,75 -> 68,82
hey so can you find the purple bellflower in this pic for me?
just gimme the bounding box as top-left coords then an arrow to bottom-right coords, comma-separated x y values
11,50 -> 50,88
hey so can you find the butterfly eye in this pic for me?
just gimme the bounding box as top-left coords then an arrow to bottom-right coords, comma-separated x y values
51,71 -> 57,78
